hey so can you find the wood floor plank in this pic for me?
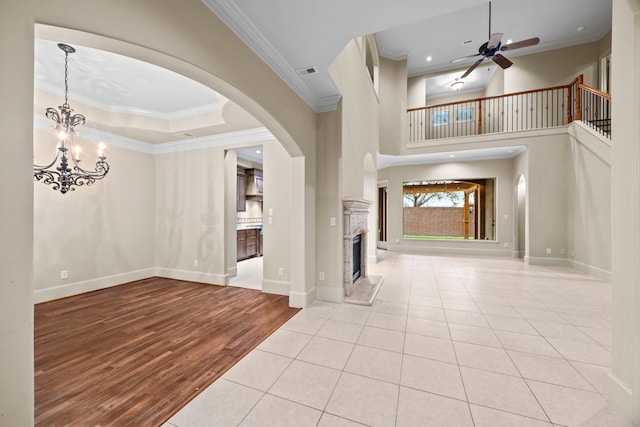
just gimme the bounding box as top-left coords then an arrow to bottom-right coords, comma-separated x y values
34,277 -> 300,426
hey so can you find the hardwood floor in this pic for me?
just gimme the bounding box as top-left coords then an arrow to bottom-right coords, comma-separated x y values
34,277 -> 300,426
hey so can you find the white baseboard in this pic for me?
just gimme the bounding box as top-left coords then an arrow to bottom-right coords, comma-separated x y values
262,279 -> 290,296
568,259 -> 611,282
524,256 -> 568,266
387,244 -> 512,257
316,284 -> 345,303
289,286 -> 316,308
155,268 -> 228,286
608,372 -> 634,420
34,268 -> 155,303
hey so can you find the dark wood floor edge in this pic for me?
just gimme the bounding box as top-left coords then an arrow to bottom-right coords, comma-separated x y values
34,276 -> 233,307
154,306 -> 301,426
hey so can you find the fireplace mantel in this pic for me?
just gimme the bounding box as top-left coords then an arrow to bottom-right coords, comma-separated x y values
343,198 -> 372,296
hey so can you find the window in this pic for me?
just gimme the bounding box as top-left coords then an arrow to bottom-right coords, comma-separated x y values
432,111 -> 449,126
403,179 -> 496,240
456,107 -> 473,123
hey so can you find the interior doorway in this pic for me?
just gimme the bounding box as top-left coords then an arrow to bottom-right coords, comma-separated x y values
229,146 -> 264,290
377,183 -> 388,249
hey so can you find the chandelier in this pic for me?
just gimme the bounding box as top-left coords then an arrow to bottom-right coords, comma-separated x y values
34,43 -> 109,194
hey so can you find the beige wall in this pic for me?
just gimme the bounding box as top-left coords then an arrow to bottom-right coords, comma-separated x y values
610,0 -> 640,421
315,106 -> 345,302
566,124 -> 612,278
329,39 -> 380,200
379,57 -> 408,156
262,140 -> 293,296
377,157 -> 515,256
33,139 -> 156,302
504,42 -> 601,92
407,75 -> 426,109
155,147 -> 228,284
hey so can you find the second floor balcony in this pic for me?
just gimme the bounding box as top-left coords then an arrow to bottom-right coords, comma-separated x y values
407,75 -> 611,143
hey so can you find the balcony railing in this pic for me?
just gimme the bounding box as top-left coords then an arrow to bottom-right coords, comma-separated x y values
407,75 -> 611,142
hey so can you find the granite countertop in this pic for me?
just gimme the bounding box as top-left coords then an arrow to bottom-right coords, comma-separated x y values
236,224 -> 263,230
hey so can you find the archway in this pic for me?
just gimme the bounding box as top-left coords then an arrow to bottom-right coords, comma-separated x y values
34,24 -> 308,308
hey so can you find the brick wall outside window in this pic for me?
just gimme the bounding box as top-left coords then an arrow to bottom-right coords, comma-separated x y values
403,207 -> 475,238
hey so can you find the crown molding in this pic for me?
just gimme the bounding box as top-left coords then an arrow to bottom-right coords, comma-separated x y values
34,114 -> 273,155
35,81 -> 225,120
154,127 -> 274,154
200,0 -> 340,112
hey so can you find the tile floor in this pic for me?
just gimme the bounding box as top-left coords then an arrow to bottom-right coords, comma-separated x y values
229,256 -> 263,290
164,252 -> 635,427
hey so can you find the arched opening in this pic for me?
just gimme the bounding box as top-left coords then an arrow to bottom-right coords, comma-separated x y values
33,25 -> 303,307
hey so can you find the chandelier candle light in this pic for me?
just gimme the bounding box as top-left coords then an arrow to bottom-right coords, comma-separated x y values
34,43 -> 109,194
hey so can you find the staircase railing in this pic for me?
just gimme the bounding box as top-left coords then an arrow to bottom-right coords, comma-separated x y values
407,75 -> 611,142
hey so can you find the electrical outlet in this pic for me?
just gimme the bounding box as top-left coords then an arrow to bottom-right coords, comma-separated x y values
194,259 -> 199,267
60,270 -> 68,279
278,267 -> 284,277
330,217 -> 336,226
319,272 -> 325,280
546,248 -> 552,255
503,242 -> 508,248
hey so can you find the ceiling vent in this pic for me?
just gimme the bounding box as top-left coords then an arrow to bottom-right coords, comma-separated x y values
296,66 -> 319,76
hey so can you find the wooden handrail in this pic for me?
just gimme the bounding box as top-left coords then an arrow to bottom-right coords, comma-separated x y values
407,74 -> 611,142
407,81 -> 576,112
578,84 -> 611,100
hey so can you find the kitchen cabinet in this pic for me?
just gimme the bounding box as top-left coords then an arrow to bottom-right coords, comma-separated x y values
245,168 -> 263,199
237,173 -> 246,212
237,228 -> 262,261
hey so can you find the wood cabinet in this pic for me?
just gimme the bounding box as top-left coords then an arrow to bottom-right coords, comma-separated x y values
237,228 -> 262,261
245,168 -> 263,199
236,173 -> 246,212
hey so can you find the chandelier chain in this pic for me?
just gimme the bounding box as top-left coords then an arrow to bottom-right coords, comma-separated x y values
63,49 -> 69,107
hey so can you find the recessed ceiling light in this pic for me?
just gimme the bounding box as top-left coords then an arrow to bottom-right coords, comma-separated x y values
426,56 -> 432,62
577,26 -> 585,32
506,39 -> 512,45
449,154 -> 456,158
256,150 -> 261,154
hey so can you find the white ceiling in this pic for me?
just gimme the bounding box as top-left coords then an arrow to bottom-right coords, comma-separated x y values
202,0 -> 611,111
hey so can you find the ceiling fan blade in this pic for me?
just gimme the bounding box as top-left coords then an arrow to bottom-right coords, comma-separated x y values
450,53 -> 482,64
487,32 -> 503,49
461,57 -> 485,78
492,53 -> 513,69
501,37 -> 540,51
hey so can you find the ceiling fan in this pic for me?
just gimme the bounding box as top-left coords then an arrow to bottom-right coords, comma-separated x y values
452,1 -> 540,78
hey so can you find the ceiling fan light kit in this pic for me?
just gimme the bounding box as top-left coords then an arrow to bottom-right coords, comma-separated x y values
451,1 -> 540,79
